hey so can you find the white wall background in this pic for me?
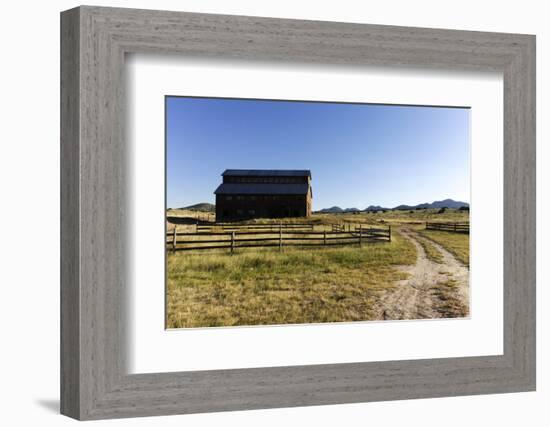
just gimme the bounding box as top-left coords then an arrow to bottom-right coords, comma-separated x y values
0,0 -> 546,425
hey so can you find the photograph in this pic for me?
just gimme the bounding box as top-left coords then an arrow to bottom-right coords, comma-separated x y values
165,96 -> 471,329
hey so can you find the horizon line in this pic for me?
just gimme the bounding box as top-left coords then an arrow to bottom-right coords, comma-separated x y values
169,197 -> 470,210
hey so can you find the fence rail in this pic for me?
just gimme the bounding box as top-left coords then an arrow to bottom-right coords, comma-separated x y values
426,222 -> 470,233
167,223 -> 391,253
197,222 -> 315,232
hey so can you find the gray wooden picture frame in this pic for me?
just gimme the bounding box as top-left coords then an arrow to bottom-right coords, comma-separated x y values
60,5 -> 536,420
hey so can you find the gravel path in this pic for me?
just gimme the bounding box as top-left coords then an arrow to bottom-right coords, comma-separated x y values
376,228 -> 470,320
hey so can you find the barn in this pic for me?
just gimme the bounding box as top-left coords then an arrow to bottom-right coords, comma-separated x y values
214,169 -> 312,222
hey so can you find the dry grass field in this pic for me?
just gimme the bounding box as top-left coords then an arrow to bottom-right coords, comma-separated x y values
418,229 -> 470,266
166,209 -> 470,328
167,231 -> 415,328
314,208 -> 469,225
416,237 -> 445,264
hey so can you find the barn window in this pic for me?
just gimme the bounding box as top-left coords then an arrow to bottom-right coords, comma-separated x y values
225,196 -> 232,201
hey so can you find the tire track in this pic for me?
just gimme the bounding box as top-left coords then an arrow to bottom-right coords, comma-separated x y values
376,228 -> 469,320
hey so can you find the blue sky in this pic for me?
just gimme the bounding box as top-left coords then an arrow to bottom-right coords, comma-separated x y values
166,96 -> 470,210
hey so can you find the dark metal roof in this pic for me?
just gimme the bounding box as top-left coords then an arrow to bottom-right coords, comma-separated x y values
222,169 -> 311,177
214,183 -> 309,195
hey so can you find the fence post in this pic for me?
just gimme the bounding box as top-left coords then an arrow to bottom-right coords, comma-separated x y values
231,231 -> 235,254
324,230 -> 327,246
279,222 -> 283,252
454,222 -> 457,232
172,226 -> 177,253
359,224 -> 362,247
388,225 -> 392,242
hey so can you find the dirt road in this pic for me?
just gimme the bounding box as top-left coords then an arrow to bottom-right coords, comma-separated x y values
376,228 -> 470,320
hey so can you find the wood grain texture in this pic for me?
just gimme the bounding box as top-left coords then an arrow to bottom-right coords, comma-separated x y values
60,7 -> 80,419
60,6 -> 536,420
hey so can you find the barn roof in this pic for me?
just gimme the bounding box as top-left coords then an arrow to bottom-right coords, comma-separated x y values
222,169 -> 311,177
214,183 -> 309,195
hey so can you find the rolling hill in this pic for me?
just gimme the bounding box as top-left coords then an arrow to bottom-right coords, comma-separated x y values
316,206 -> 361,214
317,199 -> 469,213
393,199 -> 469,210
178,203 -> 215,212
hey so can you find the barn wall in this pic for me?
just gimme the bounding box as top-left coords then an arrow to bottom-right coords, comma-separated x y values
306,188 -> 312,217
216,194 -> 308,222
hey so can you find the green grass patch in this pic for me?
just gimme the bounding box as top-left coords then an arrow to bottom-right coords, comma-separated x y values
416,236 -> 444,264
167,230 -> 416,328
418,229 -> 470,266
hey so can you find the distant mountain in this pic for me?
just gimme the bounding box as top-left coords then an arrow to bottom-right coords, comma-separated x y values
428,199 -> 469,209
317,206 -> 344,214
317,206 -> 369,213
322,199 -> 469,212
365,205 -> 390,212
393,199 -> 469,210
178,203 -> 215,212
280,199 -> 469,215
393,204 -> 418,210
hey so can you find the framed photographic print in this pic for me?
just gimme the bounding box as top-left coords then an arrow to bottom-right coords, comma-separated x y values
163,97 -> 471,330
61,6 -> 536,420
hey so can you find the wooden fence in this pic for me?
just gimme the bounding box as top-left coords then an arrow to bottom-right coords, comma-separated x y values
426,222 -> 470,233
167,224 -> 391,253
331,223 -> 355,233
197,222 -> 314,233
